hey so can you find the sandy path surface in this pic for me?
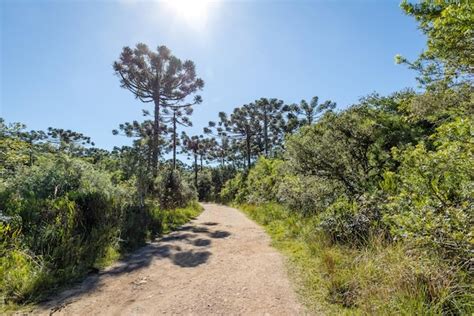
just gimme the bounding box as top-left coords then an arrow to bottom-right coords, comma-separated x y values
36,203 -> 303,315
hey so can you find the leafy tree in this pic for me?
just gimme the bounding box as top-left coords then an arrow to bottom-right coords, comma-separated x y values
0,119 -> 44,172
196,169 -> 213,201
113,43 -> 204,175
197,137 -> 216,170
397,0 -> 473,84
19,130 -> 47,166
245,157 -> 283,203
155,166 -> 195,209
83,147 -> 111,164
228,105 -> 262,168
286,95 -> 420,195
208,165 -> 237,201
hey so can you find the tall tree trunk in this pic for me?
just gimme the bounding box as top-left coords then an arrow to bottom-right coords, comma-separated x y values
263,105 -> 269,157
246,133 -> 251,170
152,98 -> 160,176
200,155 -> 203,171
172,111 -> 177,170
194,152 -> 198,189
147,138 -> 153,173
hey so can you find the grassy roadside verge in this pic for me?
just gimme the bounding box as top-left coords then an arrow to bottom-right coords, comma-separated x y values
1,201 -> 203,313
154,201 -> 203,235
96,201 -> 203,268
238,203 -> 342,314
238,203 -> 473,315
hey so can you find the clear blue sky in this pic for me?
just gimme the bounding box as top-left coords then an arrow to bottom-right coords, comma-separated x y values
1,0 -> 425,150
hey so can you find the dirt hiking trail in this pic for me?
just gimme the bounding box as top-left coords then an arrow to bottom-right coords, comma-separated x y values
36,203 -> 303,315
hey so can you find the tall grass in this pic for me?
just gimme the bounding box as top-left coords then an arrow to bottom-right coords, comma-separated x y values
239,203 -> 473,315
0,201 -> 202,312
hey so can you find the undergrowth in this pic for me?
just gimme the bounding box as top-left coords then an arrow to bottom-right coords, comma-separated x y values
0,202 -> 202,312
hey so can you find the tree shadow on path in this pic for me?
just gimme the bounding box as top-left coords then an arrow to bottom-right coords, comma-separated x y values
39,223 -> 231,312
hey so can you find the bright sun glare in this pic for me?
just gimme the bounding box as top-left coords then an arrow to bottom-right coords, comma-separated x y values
164,0 -> 215,27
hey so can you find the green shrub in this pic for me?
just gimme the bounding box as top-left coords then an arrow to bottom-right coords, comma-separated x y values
154,167 -> 196,209
246,157 -> 283,203
0,153 -> 202,307
220,171 -> 249,203
318,198 -> 370,247
209,165 -> 237,202
119,203 -> 151,250
383,117 -> 474,266
196,170 -> 213,201
277,174 -> 343,215
153,201 -> 202,234
0,155 -> 133,303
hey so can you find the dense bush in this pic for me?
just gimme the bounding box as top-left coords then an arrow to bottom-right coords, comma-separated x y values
154,167 -> 196,210
318,196 -> 386,247
208,165 -> 237,202
382,117 -> 474,266
277,174 -> 342,215
0,154 -> 200,306
246,157 -> 283,203
196,169 -> 213,201
220,171 -> 249,203
0,155 -> 127,301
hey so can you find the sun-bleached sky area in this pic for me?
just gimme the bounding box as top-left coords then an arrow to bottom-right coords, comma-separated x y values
1,0 -> 425,150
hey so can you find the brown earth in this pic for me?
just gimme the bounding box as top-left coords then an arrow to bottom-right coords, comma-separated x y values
34,203 -> 304,315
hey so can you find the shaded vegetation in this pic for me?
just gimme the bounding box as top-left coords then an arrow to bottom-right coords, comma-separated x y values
0,146 -> 202,306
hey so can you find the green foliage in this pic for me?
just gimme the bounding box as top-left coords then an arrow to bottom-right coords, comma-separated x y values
401,83 -> 473,126
196,169 -> 213,201
400,0 -> 473,79
0,138 -> 29,177
0,151 -> 201,306
154,167 -> 196,210
383,117 -> 474,266
220,172 -> 249,204
153,201 -> 202,234
208,165 -> 236,202
246,157 -> 283,203
277,174 -> 342,215
0,156 -> 124,301
318,197 -> 386,247
204,96 -> 334,169
0,119 -> 30,176
285,105 -> 412,195
218,81 -> 472,313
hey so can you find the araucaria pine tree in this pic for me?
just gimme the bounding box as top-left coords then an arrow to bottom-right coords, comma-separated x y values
113,43 -> 204,175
